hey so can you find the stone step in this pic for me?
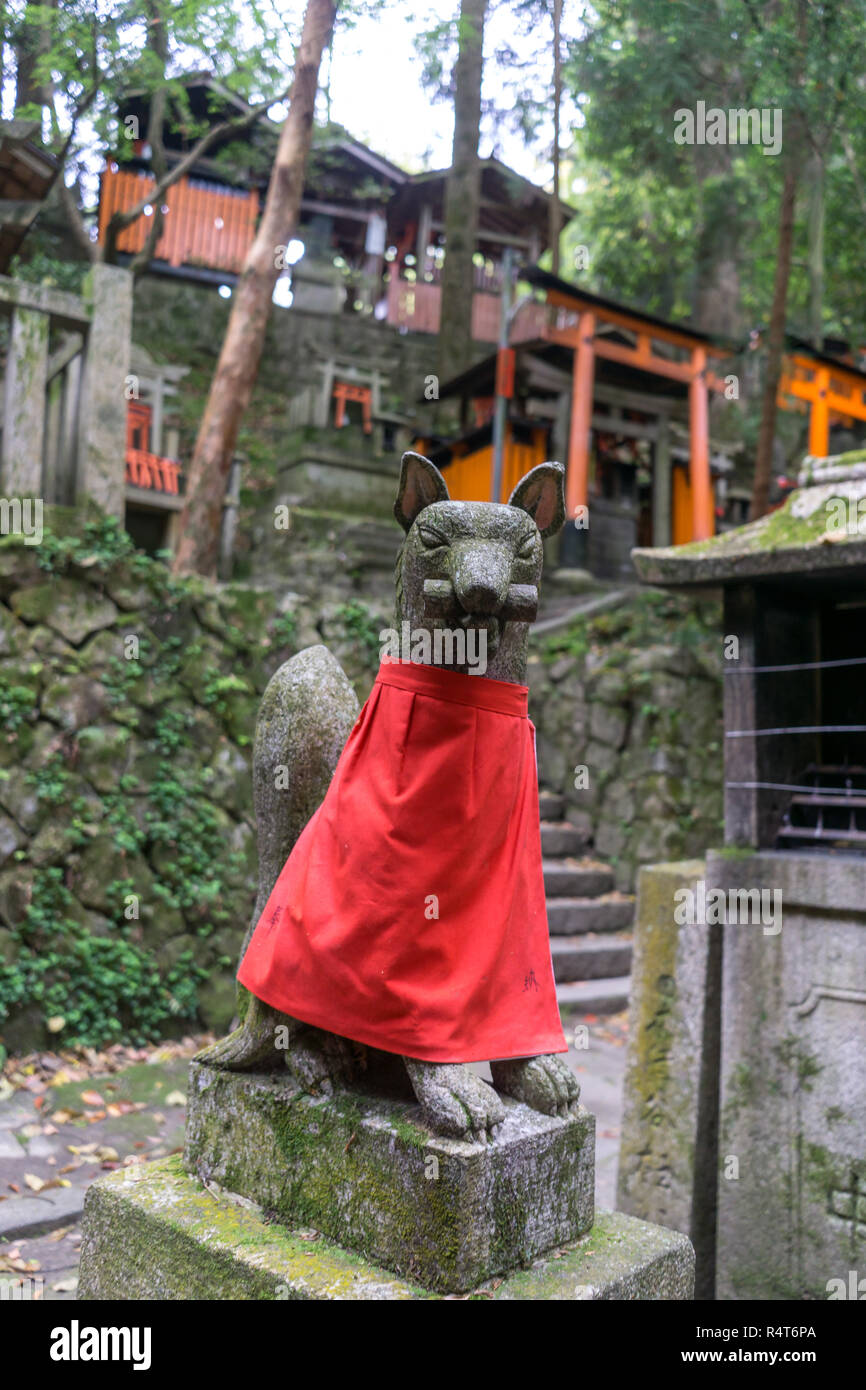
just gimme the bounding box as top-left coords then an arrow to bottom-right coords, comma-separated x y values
550,932 -> 633,984
543,859 -> 614,899
540,822 -> 588,858
538,790 -> 564,821
546,896 -> 635,936
556,976 -> 631,1015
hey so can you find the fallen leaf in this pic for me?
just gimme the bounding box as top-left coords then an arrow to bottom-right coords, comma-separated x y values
19,1122 -> 42,1139
42,1123 -> 58,1136
165,1091 -> 186,1107
67,1142 -> 98,1156
0,1255 -> 40,1274
93,1146 -> 119,1162
52,1110 -> 75,1125
52,1276 -> 78,1293
8,1182 -> 20,1193
80,1090 -> 104,1107
85,1110 -> 106,1123
46,1226 -> 74,1242
24,1173 -> 46,1192
47,1016 -> 66,1034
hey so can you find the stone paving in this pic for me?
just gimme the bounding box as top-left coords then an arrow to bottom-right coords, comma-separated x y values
0,1016 -> 627,1301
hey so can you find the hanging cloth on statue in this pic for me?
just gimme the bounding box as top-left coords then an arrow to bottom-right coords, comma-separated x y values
238,659 -> 566,1064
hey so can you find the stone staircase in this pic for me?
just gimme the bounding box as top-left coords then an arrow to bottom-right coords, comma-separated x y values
539,790 -> 633,1015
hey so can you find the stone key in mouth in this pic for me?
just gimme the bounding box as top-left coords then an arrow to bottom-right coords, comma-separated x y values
422,579 -> 539,624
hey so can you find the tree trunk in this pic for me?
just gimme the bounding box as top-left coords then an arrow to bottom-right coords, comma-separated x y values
437,0 -> 486,382
172,0 -> 336,578
749,155 -> 798,521
692,138 -> 744,339
806,147 -> 825,350
549,0 -> 562,275
13,0 -> 55,112
129,1 -> 169,274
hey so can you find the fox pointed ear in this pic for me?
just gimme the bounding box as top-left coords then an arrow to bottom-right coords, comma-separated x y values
395,451 -> 450,532
508,461 -> 566,538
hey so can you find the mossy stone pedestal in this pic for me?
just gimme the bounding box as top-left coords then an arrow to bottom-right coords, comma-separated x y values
77,1060 -> 696,1299
78,1157 -> 695,1300
182,1062 -> 595,1293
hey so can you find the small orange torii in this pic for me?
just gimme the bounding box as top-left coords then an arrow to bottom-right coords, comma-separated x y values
777,349 -> 866,457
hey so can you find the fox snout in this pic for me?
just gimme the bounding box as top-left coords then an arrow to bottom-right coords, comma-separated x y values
452,547 -> 511,615
423,573 -> 539,624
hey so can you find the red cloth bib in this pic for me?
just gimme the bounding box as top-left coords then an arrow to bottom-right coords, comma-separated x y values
237,660 -> 566,1064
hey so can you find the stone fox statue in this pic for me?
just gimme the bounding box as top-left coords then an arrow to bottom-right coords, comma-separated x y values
199,452 -> 579,1140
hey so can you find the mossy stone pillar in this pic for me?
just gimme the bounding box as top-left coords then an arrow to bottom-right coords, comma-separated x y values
77,263 -> 132,518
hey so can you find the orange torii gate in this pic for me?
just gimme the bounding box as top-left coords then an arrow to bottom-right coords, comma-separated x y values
777,347 -> 866,457
523,269 -> 733,543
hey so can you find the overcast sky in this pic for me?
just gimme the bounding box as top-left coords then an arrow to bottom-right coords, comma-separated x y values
271,1 -> 585,188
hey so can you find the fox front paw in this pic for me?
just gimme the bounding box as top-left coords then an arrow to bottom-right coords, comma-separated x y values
491,1054 -> 580,1118
404,1059 -> 505,1140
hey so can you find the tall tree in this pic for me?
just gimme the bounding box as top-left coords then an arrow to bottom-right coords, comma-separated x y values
549,0 -> 562,274
172,0 -> 336,577
749,153 -> 799,519
437,0 -> 486,381
746,0 -> 860,515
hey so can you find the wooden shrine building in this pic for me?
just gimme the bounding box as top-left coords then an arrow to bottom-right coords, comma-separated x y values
416,274 -> 740,577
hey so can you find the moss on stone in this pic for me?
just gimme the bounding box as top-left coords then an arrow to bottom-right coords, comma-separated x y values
78,1160 -> 694,1300
182,1066 -> 594,1292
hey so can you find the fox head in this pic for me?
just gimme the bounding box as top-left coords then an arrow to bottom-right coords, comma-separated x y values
393,451 -> 565,682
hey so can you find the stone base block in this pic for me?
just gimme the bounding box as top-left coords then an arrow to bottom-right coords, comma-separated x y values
182,1062 -> 594,1293
78,1157 -> 695,1300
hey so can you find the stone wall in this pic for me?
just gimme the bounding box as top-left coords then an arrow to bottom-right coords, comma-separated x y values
0,510 -> 386,1057
527,589 -> 724,891
133,278 -> 449,474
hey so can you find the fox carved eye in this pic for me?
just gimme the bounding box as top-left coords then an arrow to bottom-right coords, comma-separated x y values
516,533 -> 538,560
417,522 -> 448,550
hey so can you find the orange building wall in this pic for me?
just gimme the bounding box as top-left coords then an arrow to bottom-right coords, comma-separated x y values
413,425 -> 548,504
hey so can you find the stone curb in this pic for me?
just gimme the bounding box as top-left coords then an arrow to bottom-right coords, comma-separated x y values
0,1184 -> 85,1240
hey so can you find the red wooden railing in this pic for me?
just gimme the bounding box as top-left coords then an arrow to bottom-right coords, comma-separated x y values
125,402 -> 182,494
385,265 -> 549,344
125,449 -> 182,493
99,166 -> 259,274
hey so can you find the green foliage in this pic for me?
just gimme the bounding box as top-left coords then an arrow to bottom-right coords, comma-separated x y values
0,679 -> 38,733
334,600 -> 381,660
270,610 -> 298,649
567,0 -> 866,349
27,753 -> 73,806
36,514 -> 154,579
543,589 -> 720,667
7,249 -> 88,293
0,515 -> 280,1048
0,869 -> 206,1049
201,672 -> 249,707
